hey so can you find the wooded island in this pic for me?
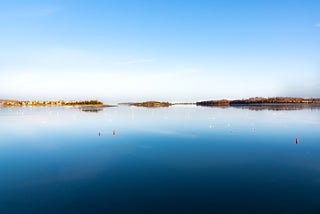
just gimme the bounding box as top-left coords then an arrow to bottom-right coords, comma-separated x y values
196,97 -> 320,106
0,100 -> 103,106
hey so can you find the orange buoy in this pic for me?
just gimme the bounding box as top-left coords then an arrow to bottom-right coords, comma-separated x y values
296,138 -> 299,144
99,132 -> 101,136
113,130 -> 115,135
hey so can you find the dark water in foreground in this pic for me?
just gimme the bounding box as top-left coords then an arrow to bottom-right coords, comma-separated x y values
0,105 -> 320,214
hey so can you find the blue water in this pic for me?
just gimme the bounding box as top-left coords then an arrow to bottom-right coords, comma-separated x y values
0,105 -> 319,214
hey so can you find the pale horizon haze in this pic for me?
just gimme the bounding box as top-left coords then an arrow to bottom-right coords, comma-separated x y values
0,0 -> 319,103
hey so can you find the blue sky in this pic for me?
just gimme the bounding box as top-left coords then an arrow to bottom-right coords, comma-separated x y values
0,0 -> 319,102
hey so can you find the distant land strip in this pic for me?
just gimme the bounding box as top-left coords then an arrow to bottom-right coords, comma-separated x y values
1,97 -> 320,107
0,100 -> 104,106
126,101 -> 173,107
196,97 -> 320,106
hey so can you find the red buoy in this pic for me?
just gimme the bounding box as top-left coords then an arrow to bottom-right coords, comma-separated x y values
296,138 -> 299,144
113,130 -> 115,135
99,132 -> 101,136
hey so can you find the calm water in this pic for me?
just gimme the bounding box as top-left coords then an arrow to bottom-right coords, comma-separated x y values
0,105 -> 320,214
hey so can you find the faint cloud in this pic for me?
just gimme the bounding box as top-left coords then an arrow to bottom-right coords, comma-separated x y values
315,23 -> 320,27
0,6 -> 60,19
118,59 -> 154,65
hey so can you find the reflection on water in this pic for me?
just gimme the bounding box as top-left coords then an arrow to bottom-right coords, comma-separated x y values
0,105 -> 319,214
78,105 -> 117,113
80,108 -> 103,113
200,103 -> 320,111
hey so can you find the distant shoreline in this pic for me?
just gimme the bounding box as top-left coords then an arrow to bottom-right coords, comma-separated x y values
124,101 -> 173,107
196,97 -> 320,107
121,97 -> 320,107
1,97 -> 320,108
0,100 -> 104,107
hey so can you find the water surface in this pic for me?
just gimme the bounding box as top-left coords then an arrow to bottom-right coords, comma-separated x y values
0,105 -> 319,213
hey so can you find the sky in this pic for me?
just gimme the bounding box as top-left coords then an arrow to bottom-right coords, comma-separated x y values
0,0 -> 319,102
